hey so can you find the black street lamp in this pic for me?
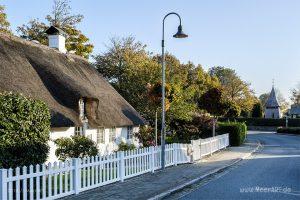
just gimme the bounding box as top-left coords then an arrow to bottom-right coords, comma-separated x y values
161,12 -> 188,169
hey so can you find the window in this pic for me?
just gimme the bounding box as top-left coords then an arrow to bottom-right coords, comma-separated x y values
127,126 -> 133,139
97,128 -> 105,144
74,126 -> 83,135
109,128 -> 116,143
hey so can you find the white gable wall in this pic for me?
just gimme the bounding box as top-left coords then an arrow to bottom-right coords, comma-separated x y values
265,108 -> 281,119
47,126 -> 140,163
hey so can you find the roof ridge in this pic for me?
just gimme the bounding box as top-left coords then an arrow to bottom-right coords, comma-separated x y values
0,32 -> 88,62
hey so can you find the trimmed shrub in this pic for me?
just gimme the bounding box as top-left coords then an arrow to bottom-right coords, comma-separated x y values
0,92 -> 51,168
218,122 -> 247,146
277,127 -> 300,134
54,135 -> 98,161
219,117 -> 300,127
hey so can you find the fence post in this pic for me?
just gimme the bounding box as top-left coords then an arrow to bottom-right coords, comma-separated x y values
173,144 -> 177,166
190,141 -> 194,163
210,138 -> 213,155
225,134 -> 229,148
150,146 -> 155,173
199,139 -> 202,159
0,169 -> 7,200
119,151 -> 125,182
72,158 -> 81,195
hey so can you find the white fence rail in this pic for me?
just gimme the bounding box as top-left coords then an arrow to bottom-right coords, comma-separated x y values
0,143 -> 190,200
191,134 -> 229,161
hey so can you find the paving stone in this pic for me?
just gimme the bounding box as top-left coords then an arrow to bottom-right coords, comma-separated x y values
61,141 -> 258,200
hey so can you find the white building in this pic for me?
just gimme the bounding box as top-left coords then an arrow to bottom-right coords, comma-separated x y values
0,27 -> 145,162
289,104 -> 300,118
264,86 -> 281,119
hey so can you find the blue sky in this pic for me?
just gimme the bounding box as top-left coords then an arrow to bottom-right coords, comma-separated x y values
2,0 -> 300,101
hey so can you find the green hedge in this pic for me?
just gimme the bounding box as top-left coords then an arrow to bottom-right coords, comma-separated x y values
218,122 -> 247,146
219,117 -> 300,127
277,127 -> 300,134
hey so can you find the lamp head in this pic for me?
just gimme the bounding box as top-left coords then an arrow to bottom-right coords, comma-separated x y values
173,25 -> 188,38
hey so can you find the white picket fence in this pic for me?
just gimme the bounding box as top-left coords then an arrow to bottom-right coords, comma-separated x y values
0,143 -> 190,200
191,134 -> 229,161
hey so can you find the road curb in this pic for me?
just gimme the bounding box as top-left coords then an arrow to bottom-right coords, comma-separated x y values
275,132 -> 300,137
148,142 -> 262,200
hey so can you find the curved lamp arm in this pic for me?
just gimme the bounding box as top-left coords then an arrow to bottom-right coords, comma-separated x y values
162,12 -> 182,46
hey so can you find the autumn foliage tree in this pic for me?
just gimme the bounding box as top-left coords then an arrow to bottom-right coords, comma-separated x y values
94,37 -> 219,124
0,5 -> 11,34
291,82 -> 300,104
198,87 -> 228,117
17,0 -> 93,58
209,66 -> 256,114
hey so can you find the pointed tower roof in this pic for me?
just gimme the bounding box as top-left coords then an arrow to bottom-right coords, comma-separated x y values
265,87 -> 280,108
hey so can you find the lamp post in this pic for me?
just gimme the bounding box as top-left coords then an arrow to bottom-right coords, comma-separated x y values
161,12 -> 188,169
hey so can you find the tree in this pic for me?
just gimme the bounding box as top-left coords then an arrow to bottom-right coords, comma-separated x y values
209,66 -> 256,114
259,93 -> 269,108
45,0 -> 83,28
198,87 -> 228,117
0,5 -> 11,34
54,135 -> 98,161
0,92 -> 51,168
251,102 -> 263,118
17,0 -> 93,58
94,37 -> 220,124
291,82 -> 300,104
224,101 -> 241,118
94,37 -> 161,122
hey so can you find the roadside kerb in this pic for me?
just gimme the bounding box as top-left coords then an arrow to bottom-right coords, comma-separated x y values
148,141 -> 262,200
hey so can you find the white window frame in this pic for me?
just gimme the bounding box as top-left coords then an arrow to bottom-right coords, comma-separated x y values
97,127 -> 105,144
127,126 -> 133,139
109,127 -> 116,143
79,98 -> 85,120
74,126 -> 83,135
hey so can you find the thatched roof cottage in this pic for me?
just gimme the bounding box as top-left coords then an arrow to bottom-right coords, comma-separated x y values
0,27 -> 145,161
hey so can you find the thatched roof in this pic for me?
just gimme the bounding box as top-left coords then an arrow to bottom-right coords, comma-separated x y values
0,33 -> 145,127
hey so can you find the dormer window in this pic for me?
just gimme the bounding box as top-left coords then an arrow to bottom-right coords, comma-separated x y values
79,98 -> 85,120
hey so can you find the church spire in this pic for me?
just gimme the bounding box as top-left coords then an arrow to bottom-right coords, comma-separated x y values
264,81 -> 282,118
265,85 -> 280,108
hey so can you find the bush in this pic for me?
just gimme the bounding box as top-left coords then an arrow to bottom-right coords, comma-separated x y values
118,142 -> 136,151
169,113 -> 214,143
134,126 -> 156,147
218,122 -> 247,146
54,135 -> 98,161
0,92 -> 51,168
277,127 -> 300,134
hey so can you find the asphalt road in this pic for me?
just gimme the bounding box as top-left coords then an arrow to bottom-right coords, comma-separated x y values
170,132 -> 300,200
